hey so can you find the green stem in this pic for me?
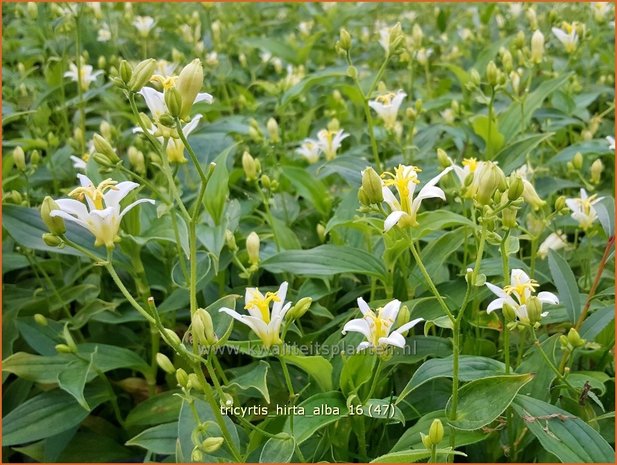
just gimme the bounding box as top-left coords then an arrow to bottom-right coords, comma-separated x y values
279,356 -> 295,400
500,230 -> 511,374
487,87 -> 496,159
365,356 -> 383,401
531,329 -> 576,392
74,9 -> 86,152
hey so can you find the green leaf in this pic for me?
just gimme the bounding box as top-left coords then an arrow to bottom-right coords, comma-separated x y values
280,67 -> 348,108
594,196 -> 615,237
58,432 -> 135,462
3,352 -> 74,383
125,390 -> 183,427
282,392 -> 347,444
409,210 -> 474,240
283,166 -> 331,216
2,383 -> 110,446
261,245 -> 387,280
126,422 -> 177,455
57,353 -> 95,410
516,334 -> 561,401
498,73 -> 572,141
446,373 -> 533,430
512,395 -> 614,463
390,411 -> 487,452
396,355 -> 506,405
580,306 -> 615,341
471,114 -> 505,154
227,360 -> 271,403
204,146 -> 234,225
548,249 -> 581,324
371,448 -> 467,463
340,353 -> 376,397
280,353 -> 333,391
259,434 -> 295,462
363,398 -> 405,424
494,133 -> 554,174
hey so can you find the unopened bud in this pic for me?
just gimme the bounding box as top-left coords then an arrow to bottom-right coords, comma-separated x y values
128,58 -> 157,92
339,28 -> 352,52
42,233 -> 64,247
567,328 -> 585,348
260,174 -> 271,190
266,118 -> 280,143
41,196 -> 66,235
502,207 -> 518,229
30,150 -> 40,167
486,61 -> 498,86
526,296 -> 543,325
420,433 -> 432,449
508,175 -> 524,201
395,305 -> 411,333
591,159 -> 604,184
187,373 -> 203,391
93,134 -> 120,163
361,167 -> 383,204
13,146 -> 26,171
176,59 -> 204,119
246,232 -> 260,266
164,87 -> 182,118
128,147 -> 146,174
428,419 -> 444,445
156,353 -> 176,374
531,30 -> 544,64
55,343 -> 74,353
176,368 -> 189,388
191,449 -> 203,462
34,313 -> 48,326
193,308 -> 217,345
474,162 -> 505,205
163,328 -> 182,347
436,148 -> 450,168
242,151 -> 258,182
119,60 -> 133,84
522,180 -> 546,211
554,195 -> 566,212
317,224 -> 326,242
503,303 -> 517,322
287,297 -> 312,321
202,437 -> 224,453
347,65 -> 358,80
572,152 -> 583,170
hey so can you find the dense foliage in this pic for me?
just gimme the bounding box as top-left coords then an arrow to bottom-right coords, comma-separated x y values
2,2 -> 615,463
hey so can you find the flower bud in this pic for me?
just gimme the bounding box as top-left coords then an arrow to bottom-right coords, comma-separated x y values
554,195 -> 566,212
163,328 -> 182,347
191,449 -> 203,462
474,162 -> 505,205
128,58 -> 157,92
316,223 -> 326,242
246,232 -> 260,266
486,61 -> 498,86
193,308 -> 217,345
156,353 -> 176,374
572,152 -> 583,170
567,328 -> 585,348
514,31 -> 525,49
508,175 -> 524,201
428,419 -> 444,445
176,368 -> 189,388
502,302 -> 517,322
42,233 -> 64,247
522,180 -> 545,211
502,207 -> 518,229
591,158 -> 604,184
470,68 -> 481,87
260,174 -> 271,190
387,22 -> 405,55
242,151 -> 258,182
41,196 -> 66,235
30,150 -> 40,167
176,59 -> 204,119
127,147 -> 146,174
93,133 -> 120,163
202,437 -> 224,453
266,118 -> 280,143
27,2 -> 38,19
187,373 -> 203,391
526,296 -> 543,325
13,146 -> 26,171
395,305 -> 411,333
100,121 -> 113,141
339,28 -> 352,52
531,30 -> 544,64
34,313 -> 48,326
164,87 -> 182,118
357,187 -> 370,206
287,297 -> 312,321
119,59 -> 133,84
361,167 -> 384,204
501,49 -> 513,73
436,148 -> 450,168
347,65 -> 358,80
55,343 -> 74,353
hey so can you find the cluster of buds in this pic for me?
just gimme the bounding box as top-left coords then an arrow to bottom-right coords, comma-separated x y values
241,151 -> 261,182
190,422 -> 224,461
358,167 -> 384,207
559,328 -> 586,352
112,58 -> 157,93
421,418 -> 444,449
191,308 -> 218,347
464,161 -> 507,206
40,196 -> 67,247
12,146 -> 40,174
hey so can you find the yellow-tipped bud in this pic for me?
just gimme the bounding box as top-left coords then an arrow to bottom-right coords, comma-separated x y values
193,308 -> 217,346
13,146 -> 26,171
567,328 -> 585,348
267,118 -> 280,143
242,151 -> 258,182
175,368 -> 189,388
202,437 -> 224,453
34,313 -> 48,326
361,167 -> 383,204
93,133 -> 120,163
531,30 -> 544,64
41,196 -> 66,235
164,87 -> 182,118
156,353 -> 176,374
246,232 -> 260,266
287,297 -> 312,322
42,233 -> 64,247
591,159 -> 604,184
508,175 -> 524,201
339,28 -> 352,52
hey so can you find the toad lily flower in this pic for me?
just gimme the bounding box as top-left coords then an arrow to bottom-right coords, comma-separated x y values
342,298 -> 423,351
552,22 -> 578,53
368,90 -> 407,131
566,188 -> 604,230
381,164 -> 452,231
133,16 -> 155,37
296,138 -> 321,164
317,129 -> 349,160
134,113 -> 202,163
219,282 -> 292,348
64,62 -> 103,91
485,269 -> 559,325
538,231 -> 568,259
607,136 -> 615,151
139,86 -> 213,127
49,174 -> 154,248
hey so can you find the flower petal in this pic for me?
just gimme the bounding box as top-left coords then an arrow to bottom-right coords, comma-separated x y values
537,291 -> 559,305
378,332 -> 406,348
384,211 -> 406,232
395,317 -> 424,333
357,297 -> 372,317
342,318 -> 372,339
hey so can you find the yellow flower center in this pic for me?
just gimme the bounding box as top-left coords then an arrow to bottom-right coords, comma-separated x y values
562,21 -> 573,34
151,74 -> 178,90
366,306 -> 394,346
579,194 -> 598,216
504,279 -> 539,304
382,164 -> 421,212
245,291 -> 280,323
69,178 -> 118,210
462,157 -> 478,172
375,92 -> 396,105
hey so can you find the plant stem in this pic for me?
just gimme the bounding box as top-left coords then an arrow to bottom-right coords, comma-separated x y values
531,329 -> 576,392
279,356 -> 295,400
365,356 -> 383,401
74,9 -> 86,152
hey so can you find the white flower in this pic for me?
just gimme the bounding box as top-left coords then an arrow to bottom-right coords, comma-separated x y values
64,62 -> 103,91
381,165 -> 452,231
70,156 -> 87,171
538,231 -> 568,259
368,90 -> 406,130
219,282 -> 292,348
342,298 -> 423,351
607,136 -> 615,151
206,52 -> 219,67
296,138 -> 321,164
50,175 -> 154,248
133,16 -> 155,37
138,86 -> 212,129
592,2 -> 611,23
566,188 -> 604,230
97,24 -> 111,42
552,24 -> 578,53
298,21 -> 313,36
485,269 -> 559,323
317,129 -> 349,161
134,113 -> 202,164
